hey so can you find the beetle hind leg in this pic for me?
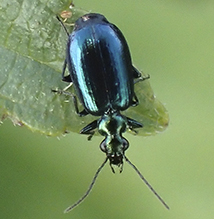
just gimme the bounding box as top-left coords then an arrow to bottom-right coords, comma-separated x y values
132,66 -> 150,83
132,66 -> 142,78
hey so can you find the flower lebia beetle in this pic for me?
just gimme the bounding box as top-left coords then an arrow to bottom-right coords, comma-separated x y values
53,13 -> 169,213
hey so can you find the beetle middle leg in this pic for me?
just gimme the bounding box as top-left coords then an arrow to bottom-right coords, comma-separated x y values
52,87 -> 88,117
52,59 -> 73,93
72,95 -> 88,117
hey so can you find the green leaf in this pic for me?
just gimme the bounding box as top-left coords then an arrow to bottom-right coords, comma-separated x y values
0,0 -> 168,137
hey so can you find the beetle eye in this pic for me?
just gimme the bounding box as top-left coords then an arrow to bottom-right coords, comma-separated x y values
122,138 -> 129,151
100,140 -> 107,152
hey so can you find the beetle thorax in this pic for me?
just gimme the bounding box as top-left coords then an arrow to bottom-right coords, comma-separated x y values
98,111 -> 129,166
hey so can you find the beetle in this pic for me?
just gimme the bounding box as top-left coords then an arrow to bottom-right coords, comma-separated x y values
63,13 -> 145,166
55,13 -> 169,212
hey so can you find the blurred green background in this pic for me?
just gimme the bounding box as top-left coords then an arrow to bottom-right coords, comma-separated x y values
1,0 -> 214,218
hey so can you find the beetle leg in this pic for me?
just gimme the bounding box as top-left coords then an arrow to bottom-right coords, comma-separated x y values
56,15 -> 70,37
134,74 -> 150,84
52,89 -> 88,116
132,66 -> 150,83
62,75 -> 72,82
51,88 -> 72,95
61,59 -> 73,82
126,117 -> 143,135
141,74 -> 150,81
127,117 -> 143,128
131,93 -> 139,106
80,120 -> 98,140
71,95 -> 89,117
132,66 -> 142,78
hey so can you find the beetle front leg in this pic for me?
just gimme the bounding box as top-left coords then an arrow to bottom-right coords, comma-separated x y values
127,117 -> 143,135
80,120 -> 98,140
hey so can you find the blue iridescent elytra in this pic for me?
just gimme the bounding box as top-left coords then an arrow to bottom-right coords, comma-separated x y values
63,13 -> 143,165
67,14 -> 137,115
55,13 -> 168,213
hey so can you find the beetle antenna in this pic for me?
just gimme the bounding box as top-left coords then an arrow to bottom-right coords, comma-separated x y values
125,156 -> 169,210
64,157 -> 108,213
56,15 -> 70,37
